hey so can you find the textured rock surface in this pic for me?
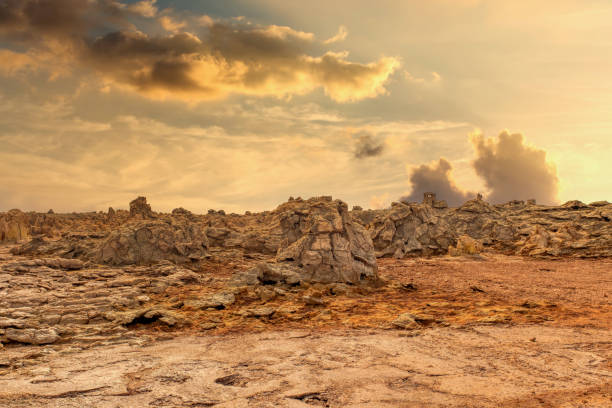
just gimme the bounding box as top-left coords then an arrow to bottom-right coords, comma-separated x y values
0,210 -> 30,243
5,195 -> 611,264
0,245 -> 208,347
0,236 -> 610,407
0,327 -> 610,408
96,219 -> 209,265
272,196 -> 378,283
355,197 -> 612,258
129,196 -> 154,219
4,328 -> 59,345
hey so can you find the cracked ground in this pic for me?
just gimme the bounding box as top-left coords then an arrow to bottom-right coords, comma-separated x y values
0,246 -> 610,407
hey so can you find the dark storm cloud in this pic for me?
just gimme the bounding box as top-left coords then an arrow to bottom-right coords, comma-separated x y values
400,158 -> 475,207
471,131 -> 559,205
353,132 -> 384,159
0,0 -> 399,102
0,0 -> 130,40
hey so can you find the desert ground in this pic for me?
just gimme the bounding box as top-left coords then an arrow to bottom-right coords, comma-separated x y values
1,196 -> 611,407
1,248 -> 610,407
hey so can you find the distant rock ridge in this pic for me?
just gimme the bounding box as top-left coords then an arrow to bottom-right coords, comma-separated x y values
3,194 -> 612,268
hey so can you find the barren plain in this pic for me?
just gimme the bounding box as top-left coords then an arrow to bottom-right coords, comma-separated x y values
0,196 -> 610,407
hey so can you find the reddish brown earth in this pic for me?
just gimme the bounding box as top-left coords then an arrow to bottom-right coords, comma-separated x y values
1,249 -> 610,407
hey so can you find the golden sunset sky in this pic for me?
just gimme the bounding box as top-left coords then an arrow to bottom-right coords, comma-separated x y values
0,0 -> 610,212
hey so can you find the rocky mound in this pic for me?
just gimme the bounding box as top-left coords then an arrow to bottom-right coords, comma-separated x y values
273,196 -> 377,283
232,197 -> 378,285
97,219 -> 209,265
130,196 -> 154,219
357,195 -> 612,258
8,197 -> 209,266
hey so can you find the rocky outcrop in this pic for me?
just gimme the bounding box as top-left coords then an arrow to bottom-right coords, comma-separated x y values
96,219 -> 209,265
0,209 -> 30,243
231,197 -> 378,285
130,196 -> 154,219
9,198 -> 208,266
368,202 -> 454,258
5,195 -> 612,267
273,197 -> 377,283
358,197 -> 611,259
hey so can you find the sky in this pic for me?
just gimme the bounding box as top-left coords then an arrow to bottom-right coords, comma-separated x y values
0,0 -> 610,213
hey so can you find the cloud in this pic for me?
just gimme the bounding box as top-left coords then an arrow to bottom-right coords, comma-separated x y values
398,131 -> 560,206
400,158 -> 475,206
404,70 -> 442,85
470,130 -> 559,204
0,49 -> 37,75
324,25 -> 348,44
353,132 -> 385,159
158,15 -> 186,33
0,1 -> 399,103
0,0 -> 131,40
127,0 -> 158,18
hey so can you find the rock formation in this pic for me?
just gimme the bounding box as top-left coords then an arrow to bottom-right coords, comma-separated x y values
357,195 -> 611,258
0,210 -> 30,243
232,197 -> 378,285
130,196 -> 154,219
272,196 -> 377,283
3,194 -> 611,272
97,219 -> 209,265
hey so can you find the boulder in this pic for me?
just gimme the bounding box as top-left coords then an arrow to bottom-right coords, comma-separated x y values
392,313 -> 420,329
4,327 -> 60,345
448,235 -> 483,256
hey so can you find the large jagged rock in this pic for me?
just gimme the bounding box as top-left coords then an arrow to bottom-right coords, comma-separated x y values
130,196 -> 154,219
273,197 -> 377,283
369,202 -> 454,258
0,209 -> 30,242
96,219 -> 209,265
234,197 -> 378,285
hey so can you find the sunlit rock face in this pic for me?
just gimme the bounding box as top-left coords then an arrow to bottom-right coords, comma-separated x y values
273,196 -> 378,283
0,210 -> 30,243
356,196 -> 612,259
